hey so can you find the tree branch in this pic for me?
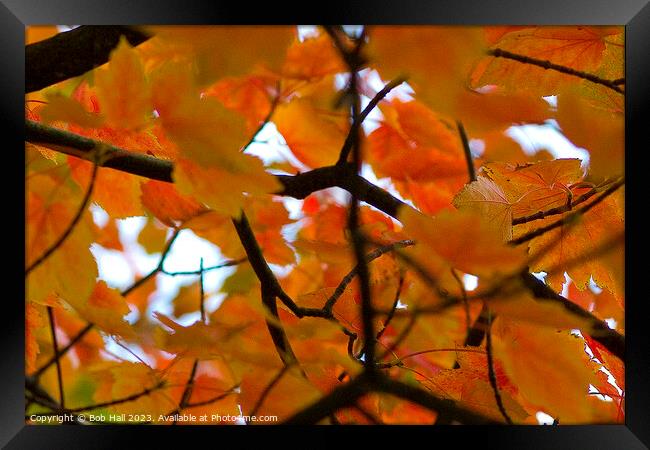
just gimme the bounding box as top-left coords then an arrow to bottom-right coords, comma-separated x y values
232,213 -> 301,368
488,48 -> 624,94
26,120 -> 408,219
26,25 -> 151,93
336,76 -> 407,166
485,308 -> 513,424
456,121 -> 476,183
510,178 -> 624,245
46,307 -> 64,409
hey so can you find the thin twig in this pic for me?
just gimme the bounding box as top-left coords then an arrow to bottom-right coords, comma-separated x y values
171,359 -> 199,424
485,308 -> 513,424
46,307 -> 64,409
488,48 -> 624,94
161,258 -> 246,276
26,160 -> 98,275
376,275 -> 404,340
510,178 -> 624,245
249,366 -> 289,417
456,121 -> 476,183
185,385 -> 239,408
336,76 -> 407,166
324,240 -> 414,313
199,258 -> 206,324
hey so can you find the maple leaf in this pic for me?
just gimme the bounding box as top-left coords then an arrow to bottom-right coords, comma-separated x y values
453,177 -> 513,242
471,26 -> 624,95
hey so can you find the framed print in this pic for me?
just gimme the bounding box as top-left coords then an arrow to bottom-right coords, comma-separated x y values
2,0 -> 648,447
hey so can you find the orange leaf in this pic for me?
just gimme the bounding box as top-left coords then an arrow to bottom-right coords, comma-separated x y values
94,36 -> 151,130
140,179 -> 207,227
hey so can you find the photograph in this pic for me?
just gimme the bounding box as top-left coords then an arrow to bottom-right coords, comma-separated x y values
22,23 -> 627,427
2,1 -> 646,443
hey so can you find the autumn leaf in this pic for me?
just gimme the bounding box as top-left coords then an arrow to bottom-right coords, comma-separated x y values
471,26 -> 623,95
453,177 -> 513,242
94,36 -> 151,131
398,207 -> 527,280
491,317 -> 603,423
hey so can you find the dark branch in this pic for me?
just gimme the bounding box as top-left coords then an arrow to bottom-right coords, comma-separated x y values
46,307 -> 64,409
374,376 -> 499,424
510,178 -> 624,245
485,308 -> 513,424
324,240 -> 413,313
336,76 -> 407,166
26,25 -> 151,93
456,121 -> 476,183
26,120 -> 408,219
249,366 -> 289,417
232,213 -> 301,367
488,48 -> 624,94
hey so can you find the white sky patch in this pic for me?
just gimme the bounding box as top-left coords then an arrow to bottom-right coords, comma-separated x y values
469,139 -> 485,157
536,411 -> 555,425
507,122 -> 590,168
90,203 -> 109,227
589,277 -> 604,294
531,271 -> 547,283
103,337 -> 156,367
91,244 -> 135,289
297,25 -> 319,41
543,95 -> 558,108
243,122 -> 289,165
561,272 -> 571,298
589,384 -> 614,402
604,318 -> 618,329
463,274 -> 478,291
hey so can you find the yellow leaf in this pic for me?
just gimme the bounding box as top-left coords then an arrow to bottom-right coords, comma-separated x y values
26,173 -> 97,306
137,217 -> 168,254
482,158 -> 584,217
281,33 -> 346,80
142,26 -> 295,86
492,317 -> 600,423
274,98 -> 348,168
66,281 -> 135,339
173,157 -> 281,218
140,179 -> 207,227
151,63 -> 249,168
488,288 -> 594,331
68,157 -> 144,218
239,365 -> 321,420
556,87 -> 624,179
515,190 -> 624,298
368,26 -> 487,118
453,177 -> 513,242
94,36 -> 151,130
399,208 -> 526,279
26,302 -> 46,373
40,93 -> 105,128
172,282 -> 202,318
471,26 -> 623,95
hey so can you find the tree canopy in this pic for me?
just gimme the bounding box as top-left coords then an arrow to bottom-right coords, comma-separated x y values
25,25 -> 624,425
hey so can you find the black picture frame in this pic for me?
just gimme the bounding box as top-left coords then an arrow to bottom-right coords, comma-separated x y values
2,1 -> 648,447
